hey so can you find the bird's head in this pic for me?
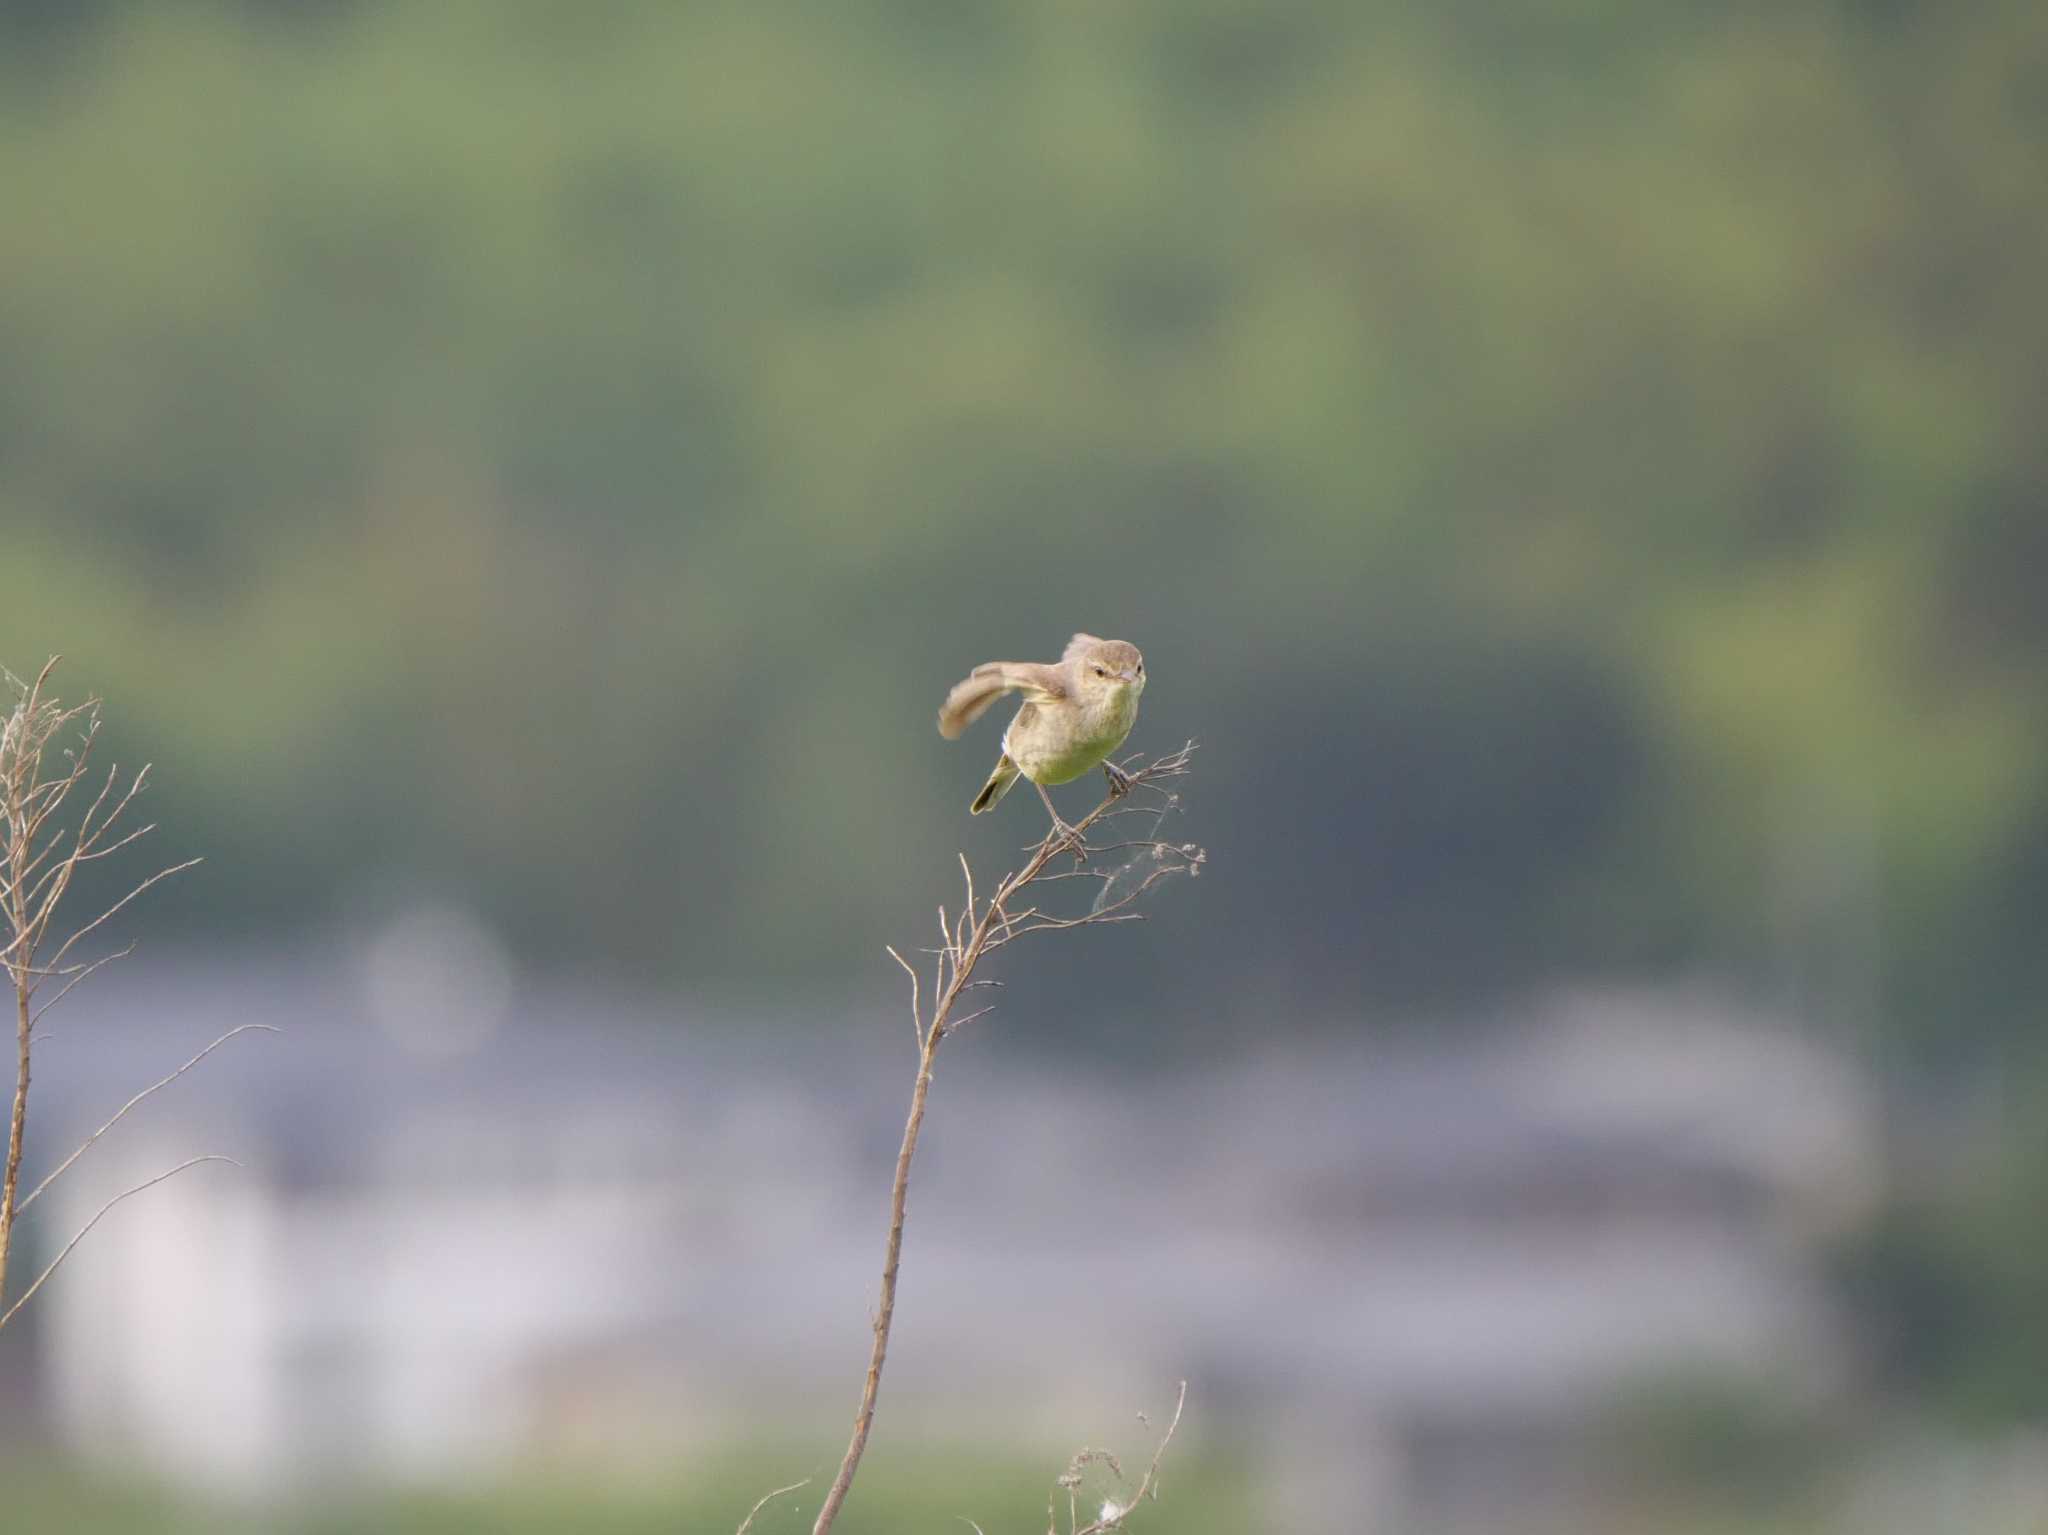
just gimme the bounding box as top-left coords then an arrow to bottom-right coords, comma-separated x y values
1076,639 -> 1145,700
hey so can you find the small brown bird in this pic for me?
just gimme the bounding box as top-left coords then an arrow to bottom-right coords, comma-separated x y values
937,633 -> 1146,847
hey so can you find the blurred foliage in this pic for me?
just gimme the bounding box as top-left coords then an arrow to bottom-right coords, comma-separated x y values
1598,1370 -> 1836,1523
1833,1057 -> 2048,1427
0,0 -> 2043,1045
0,1443 -> 1253,1534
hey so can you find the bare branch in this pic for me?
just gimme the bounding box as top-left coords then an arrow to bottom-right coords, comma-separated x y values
0,833 -> 61,906
17,728 -> 103,850
735,1477 -> 812,1535
1007,912 -> 1146,938
1062,1448 -> 1125,1486
941,1005 -> 995,1036
43,856 -> 203,975
810,743 -> 1204,1535
18,734 -> 98,850
60,761 -> 122,856
0,1155 -> 239,1332
19,1025 -> 278,1215
28,942 -> 136,1027
73,820 -> 159,864
8,839 -> 78,935
885,945 -> 924,1049
76,763 -> 153,853
1,659 -> 232,1325
1070,1382 -> 1189,1535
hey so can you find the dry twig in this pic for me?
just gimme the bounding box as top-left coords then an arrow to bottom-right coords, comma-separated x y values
0,1154 -> 240,1332
1068,1381 -> 1187,1535
0,658 -> 258,1330
799,743 -> 1203,1535
735,1477 -> 812,1535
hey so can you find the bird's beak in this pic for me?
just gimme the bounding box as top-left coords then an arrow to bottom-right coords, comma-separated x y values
1120,669 -> 1142,684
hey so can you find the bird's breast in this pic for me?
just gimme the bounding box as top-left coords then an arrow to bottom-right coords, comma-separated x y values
1003,688 -> 1139,786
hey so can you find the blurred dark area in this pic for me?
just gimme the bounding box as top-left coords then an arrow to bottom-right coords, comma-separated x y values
1,1 -> 2044,1530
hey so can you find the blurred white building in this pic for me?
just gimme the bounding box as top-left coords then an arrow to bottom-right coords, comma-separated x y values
17,947 -> 1878,1529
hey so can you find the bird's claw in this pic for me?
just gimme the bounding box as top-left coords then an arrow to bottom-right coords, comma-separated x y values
1102,760 -> 1133,798
1046,817 -> 1089,863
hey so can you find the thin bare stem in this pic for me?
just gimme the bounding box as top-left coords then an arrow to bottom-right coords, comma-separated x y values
2,961 -> 26,1301
1070,1382 -> 1188,1534
944,1005 -> 996,1033
19,1024 -> 278,1215
63,762 -> 123,855
0,1155 -> 237,1332
77,763 -> 151,849
808,744 -> 1202,1535
0,669 -> 59,1301
885,945 -> 924,1049
810,1019 -> 951,1534
29,942 -> 137,1027
736,1478 -> 812,1535
0,659 -> 214,1327
73,821 -> 160,864
43,856 -> 204,976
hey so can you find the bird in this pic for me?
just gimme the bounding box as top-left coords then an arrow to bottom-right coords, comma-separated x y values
937,633 -> 1146,852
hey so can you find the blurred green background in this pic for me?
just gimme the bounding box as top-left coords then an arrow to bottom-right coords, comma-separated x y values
3,0 -> 2041,1033
5,1446 -> 1257,1535
2,0 -> 2045,1530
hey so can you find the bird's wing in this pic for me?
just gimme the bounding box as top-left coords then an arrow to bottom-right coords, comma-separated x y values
1063,633 -> 1105,662
937,661 -> 1068,739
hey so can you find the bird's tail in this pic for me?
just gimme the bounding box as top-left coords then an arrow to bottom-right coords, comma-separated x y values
971,755 -> 1021,814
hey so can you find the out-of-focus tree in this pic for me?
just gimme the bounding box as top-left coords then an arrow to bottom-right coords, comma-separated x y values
0,0 -> 2040,1053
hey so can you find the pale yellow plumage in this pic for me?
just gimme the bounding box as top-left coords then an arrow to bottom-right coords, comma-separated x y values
936,635 -> 1146,827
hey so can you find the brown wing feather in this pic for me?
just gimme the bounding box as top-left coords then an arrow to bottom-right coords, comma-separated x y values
936,660 -> 1068,738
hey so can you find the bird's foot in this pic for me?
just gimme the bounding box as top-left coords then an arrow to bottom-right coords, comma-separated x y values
1045,816 -> 1089,863
1102,759 -> 1133,798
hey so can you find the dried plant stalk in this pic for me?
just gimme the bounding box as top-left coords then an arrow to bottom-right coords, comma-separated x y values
735,1478 -> 812,1535
0,657 -> 256,1330
1063,1381 -> 1186,1535
804,743 -> 1204,1535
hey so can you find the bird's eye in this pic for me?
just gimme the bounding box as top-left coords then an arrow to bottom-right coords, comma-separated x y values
1136,663 -> 1143,673
1094,666 -> 1106,677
